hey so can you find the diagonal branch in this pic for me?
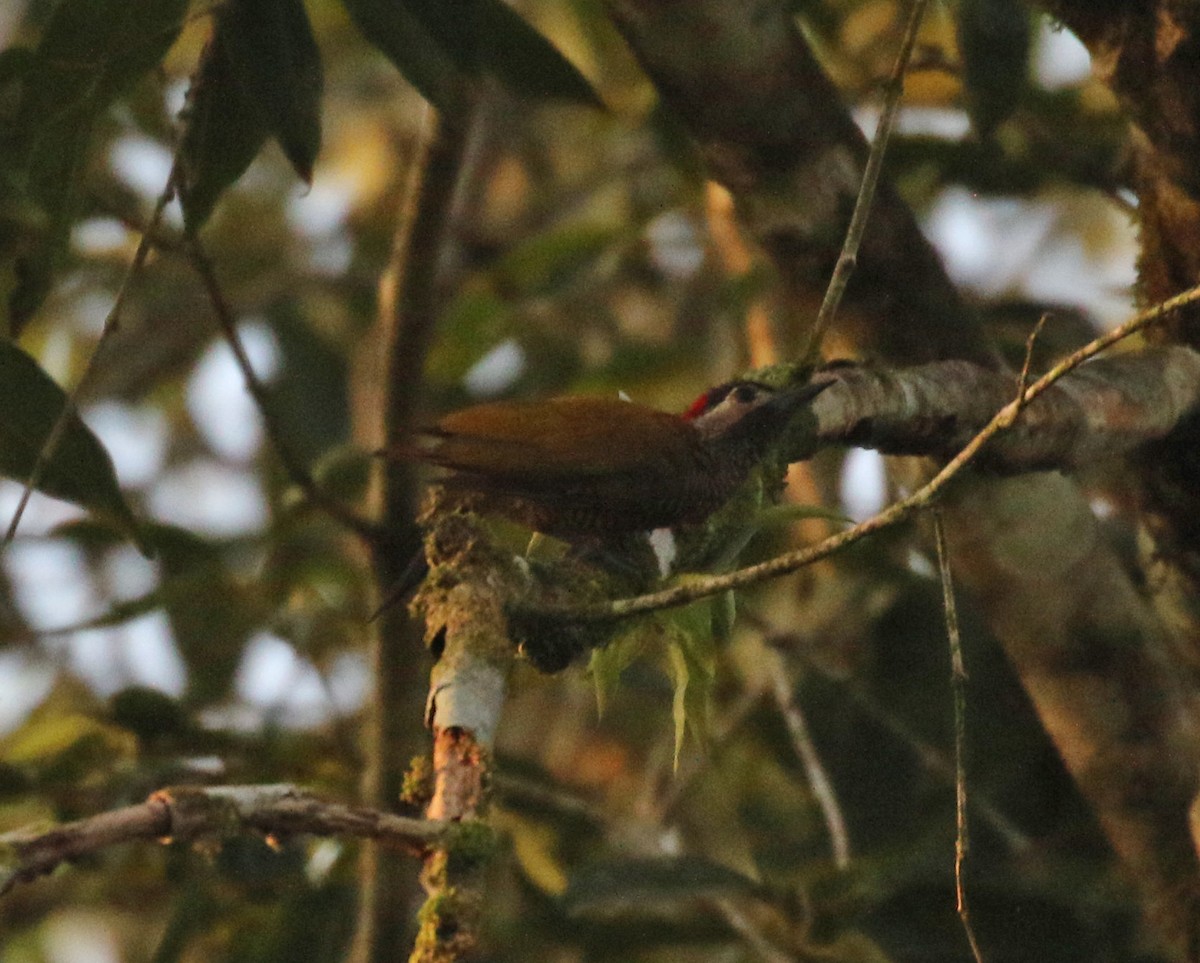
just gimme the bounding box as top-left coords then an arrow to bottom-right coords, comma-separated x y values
4,167 -> 177,548
527,281 -> 1200,623
801,0 -> 932,363
186,236 -> 383,542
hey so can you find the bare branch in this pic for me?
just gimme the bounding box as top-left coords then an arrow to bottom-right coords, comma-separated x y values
605,0 -> 994,366
4,168 -> 177,548
767,655 -> 851,870
801,0 -> 932,363
186,235 -> 382,541
756,617 -> 1032,853
933,512 -> 985,963
356,101 -> 474,963
0,784 -> 445,896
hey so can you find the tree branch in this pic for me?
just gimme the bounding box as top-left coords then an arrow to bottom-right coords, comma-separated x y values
599,3 -> 1200,946
354,102 -> 474,963
1040,1 -> 1200,692
605,0 -> 995,366
801,0 -> 931,363
517,282 -> 1200,623
809,345 -> 1200,470
0,784 -> 445,896
186,235 -> 382,541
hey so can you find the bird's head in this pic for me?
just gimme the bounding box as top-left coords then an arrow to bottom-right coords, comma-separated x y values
683,377 -> 829,446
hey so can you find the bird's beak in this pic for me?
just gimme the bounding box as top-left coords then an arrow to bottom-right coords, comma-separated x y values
770,377 -> 834,414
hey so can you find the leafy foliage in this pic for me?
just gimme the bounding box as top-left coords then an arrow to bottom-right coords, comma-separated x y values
340,0 -> 602,119
0,0 -> 186,331
0,340 -> 144,548
178,0 -> 323,230
0,0 -> 1161,961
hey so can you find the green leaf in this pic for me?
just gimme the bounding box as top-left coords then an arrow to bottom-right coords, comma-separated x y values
472,0 -> 602,108
711,588 -> 737,645
268,306 -> 348,461
3,0 -> 186,331
588,620 -> 652,718
179,0 -> 324,230
341,0 -> 601,114
252,0 -> 324,182
339,0 -> 470,118
0,47 -> 34,87
0,688 -> 137,787
494,223 -> 624,296
663,595 -> 717,769
152,527 -> 263,706
957,0 -> 1031,139
0,340 -> 146,551
12,0 -> 187,129
109,686 -> 189,742
667,641 -> 690,771
426,288 -> 513,383
402,0 -> 602,106
563,855 -> 765,918
310,444 -> 374,504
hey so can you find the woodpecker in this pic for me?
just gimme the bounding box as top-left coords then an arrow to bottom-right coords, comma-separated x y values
400,377 -> 830,538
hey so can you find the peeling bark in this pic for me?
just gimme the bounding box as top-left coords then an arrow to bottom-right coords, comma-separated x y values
409,508 -> 514,963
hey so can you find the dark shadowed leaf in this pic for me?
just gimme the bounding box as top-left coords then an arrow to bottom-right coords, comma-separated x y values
151,527 -> 263,706
0,46 -> 34,85
109,686 -> 190,742
563,855 -> 765,918
0,340 -> 145,550
269,306 -> 349,461
339,0 -> 470,117
3,0 -> 186,332
178,28 -> 271,231
957,0 -> 1031,139
407,0 -> 601,107
473,0 -> 602,108
341,0 -> 600,114
248,0 -> 324,181
179,0 -> 324,230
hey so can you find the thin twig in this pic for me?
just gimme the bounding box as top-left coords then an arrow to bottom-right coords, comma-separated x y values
359,102 -> 477,963
746,611 -> 1031,851
3,172 -> 177,548
528,279 -> 1200,622
768,657 -> 851,869
1000,312 -> 1050,429
185,235 -> 382,541
800,0 -> 932,365
933,511 -> 985,963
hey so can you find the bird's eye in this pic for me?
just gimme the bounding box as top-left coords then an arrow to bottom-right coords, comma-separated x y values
732,384 -> 759,404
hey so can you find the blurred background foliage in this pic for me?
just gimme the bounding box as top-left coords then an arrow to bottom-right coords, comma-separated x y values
0,0 -> 1151,960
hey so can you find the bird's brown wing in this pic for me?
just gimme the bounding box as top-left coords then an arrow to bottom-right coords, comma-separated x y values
409,397 -> 700,491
